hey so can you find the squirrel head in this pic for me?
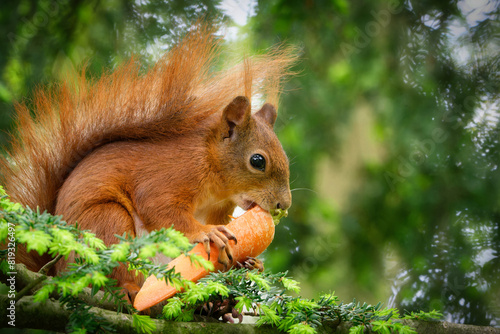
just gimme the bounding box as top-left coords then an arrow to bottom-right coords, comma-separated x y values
213,96 -> 292,213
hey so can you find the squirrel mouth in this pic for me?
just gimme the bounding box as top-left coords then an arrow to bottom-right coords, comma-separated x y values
242,200 -> 257,210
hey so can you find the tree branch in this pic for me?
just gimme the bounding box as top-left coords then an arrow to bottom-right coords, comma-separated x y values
2,265 -> 499,333
14,273 -> 46,302
1,294 -> 499,334
0,294 -> 280,333
0,264 -> 119,311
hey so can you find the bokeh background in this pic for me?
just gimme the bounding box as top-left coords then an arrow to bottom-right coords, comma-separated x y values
1,0 -> 498,327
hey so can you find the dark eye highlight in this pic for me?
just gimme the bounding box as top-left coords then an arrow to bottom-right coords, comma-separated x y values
250,154 -> 266,171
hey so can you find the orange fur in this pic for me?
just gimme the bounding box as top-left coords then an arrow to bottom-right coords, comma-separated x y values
0,24 -> 297,297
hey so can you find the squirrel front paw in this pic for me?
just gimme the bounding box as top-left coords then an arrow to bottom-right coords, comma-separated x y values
121,281 -> 141,303
236,256 -> 265,272
190,225 -> 237,269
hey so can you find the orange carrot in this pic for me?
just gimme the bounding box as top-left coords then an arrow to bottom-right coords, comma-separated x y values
133,206 -> 275,311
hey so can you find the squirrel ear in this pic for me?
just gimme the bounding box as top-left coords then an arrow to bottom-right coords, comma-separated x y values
222,96 -> 251,138
255,103 -> 277,128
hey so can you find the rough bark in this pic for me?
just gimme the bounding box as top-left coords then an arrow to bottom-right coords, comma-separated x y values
1,264 -> 499,333
1,294 -> 499,334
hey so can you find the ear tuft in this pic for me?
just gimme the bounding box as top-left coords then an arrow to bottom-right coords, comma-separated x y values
255,103 -> 277,128
221,96 -> 251,139
223,96 -> 251,125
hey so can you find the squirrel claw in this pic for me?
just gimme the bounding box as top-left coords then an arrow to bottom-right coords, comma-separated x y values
215,225 -> 237,245
202,239 -> 212,260
193,225 -> 237,269
236,256 -> 265,272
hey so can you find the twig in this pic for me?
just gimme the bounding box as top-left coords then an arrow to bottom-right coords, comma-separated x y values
14,273 -> 47,302
14,255 -> 63,301
39,254 -> 63,275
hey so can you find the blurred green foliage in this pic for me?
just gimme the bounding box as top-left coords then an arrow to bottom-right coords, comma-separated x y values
0,0 -> 223,144
0,0 -> 498,327
251,0 -> 499,327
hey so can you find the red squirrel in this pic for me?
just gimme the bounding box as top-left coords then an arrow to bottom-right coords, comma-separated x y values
0,25 -> 296,299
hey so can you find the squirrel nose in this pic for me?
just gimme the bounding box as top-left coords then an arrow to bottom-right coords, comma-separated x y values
276,193 -> 291,211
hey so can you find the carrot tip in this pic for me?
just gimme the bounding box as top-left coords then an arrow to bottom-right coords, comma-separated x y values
133,206 -> 275,311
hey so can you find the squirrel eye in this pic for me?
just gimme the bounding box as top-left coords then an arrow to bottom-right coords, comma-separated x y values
250,154 -> 266,171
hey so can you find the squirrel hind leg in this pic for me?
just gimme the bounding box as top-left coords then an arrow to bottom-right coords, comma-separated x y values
66,201 -> 137,245
60,202 -> 144,301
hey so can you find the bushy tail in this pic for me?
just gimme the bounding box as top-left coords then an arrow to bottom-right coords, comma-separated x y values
0,24 -> 298,213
